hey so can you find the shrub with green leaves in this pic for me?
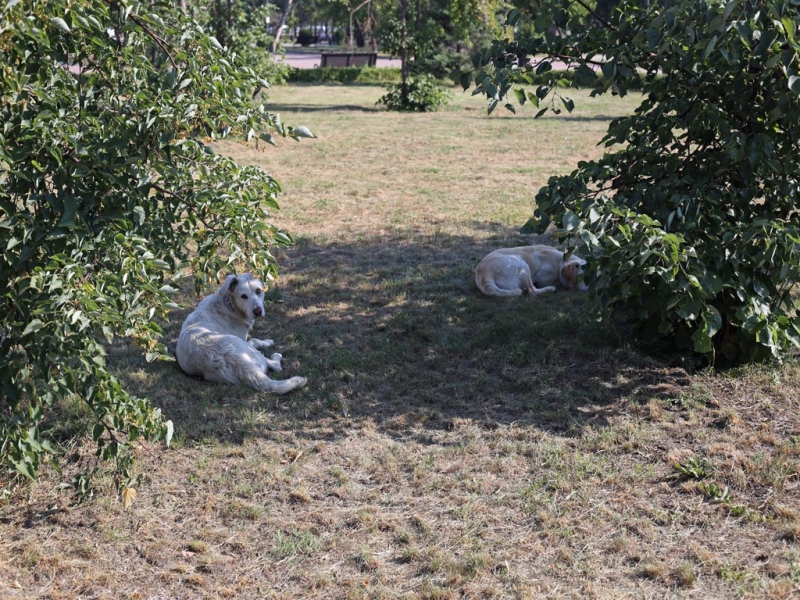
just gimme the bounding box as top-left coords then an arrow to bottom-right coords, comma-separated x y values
0,0 -> 311,493
466,0 -> 800,363
378,74 -> 451,112
287,66 -> 402,85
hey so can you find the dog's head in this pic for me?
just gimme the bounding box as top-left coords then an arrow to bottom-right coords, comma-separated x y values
560,256 -> 589,291
221,273 -> 266,319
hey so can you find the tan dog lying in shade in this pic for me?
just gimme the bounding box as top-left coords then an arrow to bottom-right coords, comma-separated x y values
475,245 -> 588,297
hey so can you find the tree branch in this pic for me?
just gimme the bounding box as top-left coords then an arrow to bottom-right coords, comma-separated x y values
569,0 -> 616,31
102,0 -> 177,70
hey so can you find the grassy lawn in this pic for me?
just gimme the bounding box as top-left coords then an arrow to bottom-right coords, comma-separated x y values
2,85 -> 799,599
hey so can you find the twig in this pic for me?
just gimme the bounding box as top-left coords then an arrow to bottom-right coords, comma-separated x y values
569,0 -> 617,30
102,0 -> 177,70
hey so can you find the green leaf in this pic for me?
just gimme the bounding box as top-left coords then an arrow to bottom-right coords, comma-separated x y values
782,17 -> 795,42
165,420 -> 174,448
704,35 -> 718,60
562,211 -> 579,231
722,0 -> 736,23
459,71 -> 473,91
13,459 -> 35,481
22,319 -> 44,336
789,75 -> 800,95
133,206 -> 146,226
51,17 -> 71,33
691,328 -> 713,353
293,126 -> 315,138
703,307 -> 723,337
58,196 -> 78,227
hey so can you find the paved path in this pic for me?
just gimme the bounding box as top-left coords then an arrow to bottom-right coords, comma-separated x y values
279,49 -> 401,69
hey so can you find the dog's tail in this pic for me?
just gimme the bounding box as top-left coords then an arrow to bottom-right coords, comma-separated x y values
475,270 -> 523,297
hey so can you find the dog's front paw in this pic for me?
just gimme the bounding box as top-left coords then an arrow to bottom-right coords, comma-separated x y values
251,338 -> 274,351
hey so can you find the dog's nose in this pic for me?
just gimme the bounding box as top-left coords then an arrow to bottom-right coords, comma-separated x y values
253,306 -> 263,316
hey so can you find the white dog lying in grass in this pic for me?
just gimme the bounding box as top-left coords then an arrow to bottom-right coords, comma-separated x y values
176,273 -> 307,395
475,244 -> 588,297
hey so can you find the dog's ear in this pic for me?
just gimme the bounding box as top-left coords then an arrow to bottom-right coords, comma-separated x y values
561,262 -> 579,287
227,275 -> 239,293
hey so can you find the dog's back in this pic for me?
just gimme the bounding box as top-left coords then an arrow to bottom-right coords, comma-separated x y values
474,253 -> 528,296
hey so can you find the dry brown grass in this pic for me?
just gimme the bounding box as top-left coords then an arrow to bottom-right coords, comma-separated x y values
1,85 -> 799,599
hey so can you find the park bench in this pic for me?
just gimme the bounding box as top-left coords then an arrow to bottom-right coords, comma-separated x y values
320,52 -> 378,68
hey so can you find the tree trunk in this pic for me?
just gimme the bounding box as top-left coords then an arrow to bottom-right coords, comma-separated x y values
353,19 -> 365,48
272,0 -> 294,50
368,2 -> 377,51
400,0 -> 408,105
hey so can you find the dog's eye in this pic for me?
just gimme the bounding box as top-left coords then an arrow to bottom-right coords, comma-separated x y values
240,294 -> 248,299
256,289 -> 263,295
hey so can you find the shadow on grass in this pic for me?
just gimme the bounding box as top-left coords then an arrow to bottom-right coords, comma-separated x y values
473,114 -> 630,123
267,103 -> 382,113
114,229 -> 690,447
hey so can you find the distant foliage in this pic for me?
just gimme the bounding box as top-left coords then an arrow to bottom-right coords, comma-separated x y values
202,0 -> 292,85
467,0 -> 800,363
0,0 -> 311,493
378,74 -> 451,112
377,0 -> 504,78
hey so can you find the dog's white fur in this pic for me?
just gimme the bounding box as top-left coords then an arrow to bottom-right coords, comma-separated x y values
475,245 -> 588,297
176,273 -> 307,395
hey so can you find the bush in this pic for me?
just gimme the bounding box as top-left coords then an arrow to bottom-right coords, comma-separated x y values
287,66 -> 402,84
296,29 -> 316,47
470,0 -> 800,363
377,74 -> 451,112
0,0 -> 310,493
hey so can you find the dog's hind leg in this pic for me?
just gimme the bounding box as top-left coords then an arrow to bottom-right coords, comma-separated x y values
520,270 -> 556,297
242,369 -> 307,395
264,352 -> 283,372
